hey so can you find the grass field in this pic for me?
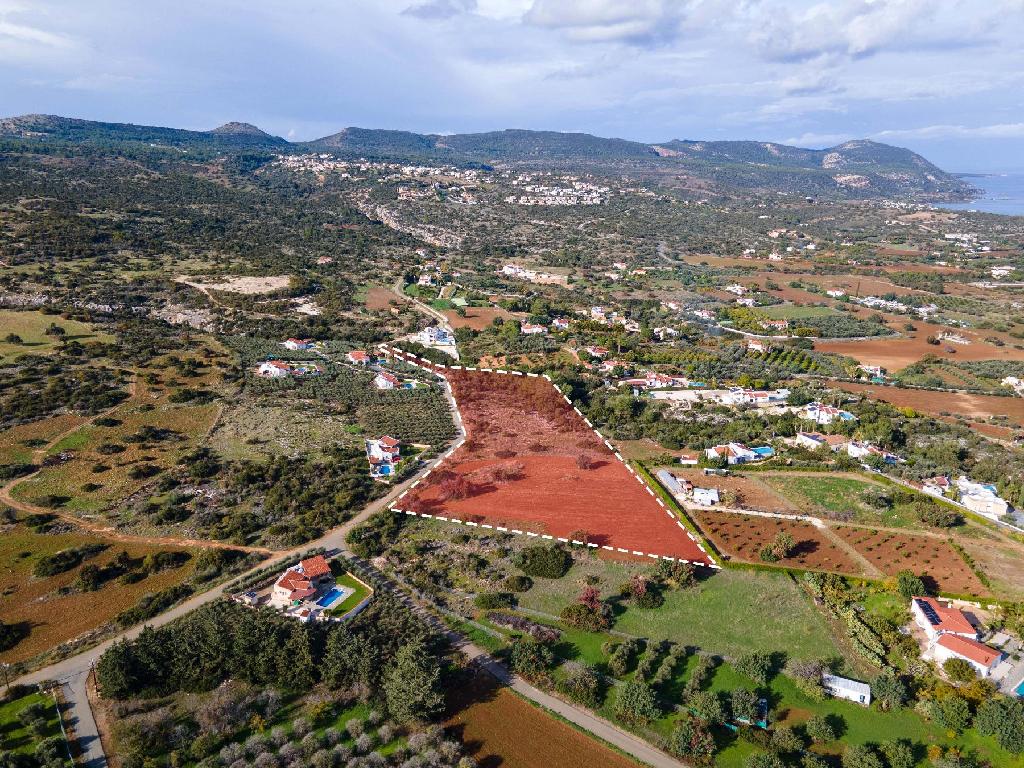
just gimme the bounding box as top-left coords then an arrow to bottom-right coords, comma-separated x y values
0,689 -> 69,760
0,524 -> 197,664
0,414 -> 89,466
208,401 -> 363,460
758,304 -> 838,320
329,572 -> 372,615
759,474 -> 900,524
0,309 -> 113,364
517,554 -> 840,660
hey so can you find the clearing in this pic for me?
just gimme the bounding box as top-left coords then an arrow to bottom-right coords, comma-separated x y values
443,306 -> 518,331
401,369 -> 712,564
0,524 -> 197,665
0,309 -> 113,364
175,274 -> 291,294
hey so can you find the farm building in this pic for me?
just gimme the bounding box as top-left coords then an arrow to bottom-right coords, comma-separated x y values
692,487 -> 720,505
822,674 -> 871,706
933,635 -> 1003,678
911,596 -> 978,642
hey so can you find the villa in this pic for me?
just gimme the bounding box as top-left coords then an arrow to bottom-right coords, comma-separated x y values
418,326 -> 455,346
347,350 -> 372,365
271,555 -> 334,608
373,371 -> 401,390
366,435 -> 401,479
799,402 -> 858,425
282,338 -> 314,350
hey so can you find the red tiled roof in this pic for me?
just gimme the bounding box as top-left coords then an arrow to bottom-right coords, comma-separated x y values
378,436 -> 400,448
348,350 -> 370,361
300,555 -> 332,578
937,634 -> 1001,668
914,596 -> 976,636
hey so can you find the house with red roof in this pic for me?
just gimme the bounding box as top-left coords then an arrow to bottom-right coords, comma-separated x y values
366,436 -> 401,479
257,360 -> 292,378
347,350 -> 372,365
282,338 -> 315,351
933,634 -> 1003,678
271,555 -> 334,608
911,596 -> 978,642
373,371 -> 401,390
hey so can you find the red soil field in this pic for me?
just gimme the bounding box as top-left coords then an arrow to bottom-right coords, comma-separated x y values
401,369 -> 712,564
691,510 -> 867,575
835,381 -> 1024,428
831,526 -> 988,596
446,673 -> 640,768
444,306 -> 519,331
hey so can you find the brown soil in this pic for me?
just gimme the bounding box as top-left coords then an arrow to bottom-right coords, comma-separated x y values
830,526 -> 988,596
402,369 -> 711,564
364,285 -> 398,310
835,382 -> 1024,428
958,540 -> 1024,600
671,469 -> 800,513
444,306 -> 519,331
691,510 -> 867,575
445,673 -> 640,768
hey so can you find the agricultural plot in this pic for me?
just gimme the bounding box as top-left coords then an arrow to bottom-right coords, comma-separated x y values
445,672 -> 641,768
836,381 -> 1024,428
959,539 -> 1024,600
0,309 -> 113,364
0,524 -> 197,665
691,510 -> 868,576
830,526 -> 989,596
401,369 -> 712,564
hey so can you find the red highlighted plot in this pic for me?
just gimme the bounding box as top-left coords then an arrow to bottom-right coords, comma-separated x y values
400,368 -> 713,565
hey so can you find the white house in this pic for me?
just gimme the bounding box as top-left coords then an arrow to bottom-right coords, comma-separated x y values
257,360 -> 292,378
678,451 -> 699,466
521,323 -> 546,335
933,635 -> 1003,678
859,364 -> 884,378
747,339 -> 768,353
347,350 -> 371,365
724,284 -> 746,295
723,387 -> 790,406
826,289 -> 846,298
552,317 -> 570,331
822,674 -> 871,706
800,402 -> 858,425
1001,376 -> 1024,395
584,345 -> 609,358
373,371 -> 400,390
282,338 -> 314,351
910,596 -> 978,642
795,431 -> 849,452
419,326 -> 454,346
706,443 -> 757,465
846,441 -> 898,464
956,476 -> 1009,520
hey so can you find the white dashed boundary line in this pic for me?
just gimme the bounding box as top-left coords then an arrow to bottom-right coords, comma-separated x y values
377,344 -> 719,569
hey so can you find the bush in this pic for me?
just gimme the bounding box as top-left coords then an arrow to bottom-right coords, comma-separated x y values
514,545 -> 571,578
503,574 -> 533,592
509,639 -> 555,680
615,679 -> 660,724
557,663 -> 604,708
474,592 -> 514,610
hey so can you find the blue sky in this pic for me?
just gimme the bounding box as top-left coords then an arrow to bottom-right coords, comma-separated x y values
1,0 -> 1023,171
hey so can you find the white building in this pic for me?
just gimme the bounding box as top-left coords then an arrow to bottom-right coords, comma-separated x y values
911,596 -> 978,642
419,326 -> 455,346
692,487 -> 720,505
373,371 -> 400,390
957,476 -> 1009,520
521,323 -> 546,335
933,635 -> 1003,678
799,402 -> 858,425
822,674 -> 871,706
257,361 -> 291,378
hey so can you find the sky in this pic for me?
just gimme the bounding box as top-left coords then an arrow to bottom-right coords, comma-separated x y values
1,0 -> 1023,171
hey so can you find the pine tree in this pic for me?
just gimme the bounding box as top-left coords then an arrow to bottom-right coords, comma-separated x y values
383,640 -> 443,723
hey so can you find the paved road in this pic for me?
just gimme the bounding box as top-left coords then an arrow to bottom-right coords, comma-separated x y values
63,670 -> 106,768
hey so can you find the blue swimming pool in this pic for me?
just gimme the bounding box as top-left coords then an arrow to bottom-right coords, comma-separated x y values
1015,679 -> 1024,697
316,587 -> 344,608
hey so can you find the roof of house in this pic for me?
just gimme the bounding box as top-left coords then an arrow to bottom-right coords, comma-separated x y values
262,360 -> 291,370
378,436 -> 400,448
710,443 -> 752,457
913,596 -> 976,635
822,674 -> 871,697
285,338 -> 311,344
936,634 -> 1001,668
300,555 -> 332,578
348,350 -> 370,361
276,570 -> 316,600
376,371 -> 400,384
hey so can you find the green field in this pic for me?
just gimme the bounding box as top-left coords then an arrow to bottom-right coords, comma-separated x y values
758,304 -> 839,320
0,690 -> 69,761
517,556 -> 841,661
329,572 -> 373,616
0,309 -> 113,363
761,474 -> 922,528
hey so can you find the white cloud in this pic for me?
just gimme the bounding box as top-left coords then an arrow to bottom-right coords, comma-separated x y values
523,0 -> 690,45
783,131 -> 854,147
873,123 -> 1024,140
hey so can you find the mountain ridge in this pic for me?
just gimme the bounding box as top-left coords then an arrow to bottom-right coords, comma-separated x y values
0,113 -> 975,200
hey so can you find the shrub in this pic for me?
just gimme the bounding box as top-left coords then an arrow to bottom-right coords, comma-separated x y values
557,663 -> 604,708
615,679 -> 660,724
474,592 -> 514,610
503,574 -> 533,592
514,545 -> 571,578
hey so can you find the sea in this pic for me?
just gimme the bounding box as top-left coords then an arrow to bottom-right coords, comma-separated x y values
941,172 -> 1024,216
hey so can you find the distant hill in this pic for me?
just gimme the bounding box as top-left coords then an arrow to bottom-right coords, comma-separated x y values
0,114 -> 974,200
0,114 -> 287,149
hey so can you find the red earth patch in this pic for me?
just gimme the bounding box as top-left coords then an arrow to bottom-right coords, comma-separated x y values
398,366 -> 712,565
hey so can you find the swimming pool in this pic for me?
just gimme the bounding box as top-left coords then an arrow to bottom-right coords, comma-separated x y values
316,587 -> 345,609
1015,679 -> 1024,698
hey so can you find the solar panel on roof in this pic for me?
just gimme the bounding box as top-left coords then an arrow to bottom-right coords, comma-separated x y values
915,598 -> 941,625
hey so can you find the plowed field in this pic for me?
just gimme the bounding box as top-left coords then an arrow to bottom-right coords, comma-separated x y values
691,510 -> 867,575
400,368 -> 712,564
831,526 -> 988,596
